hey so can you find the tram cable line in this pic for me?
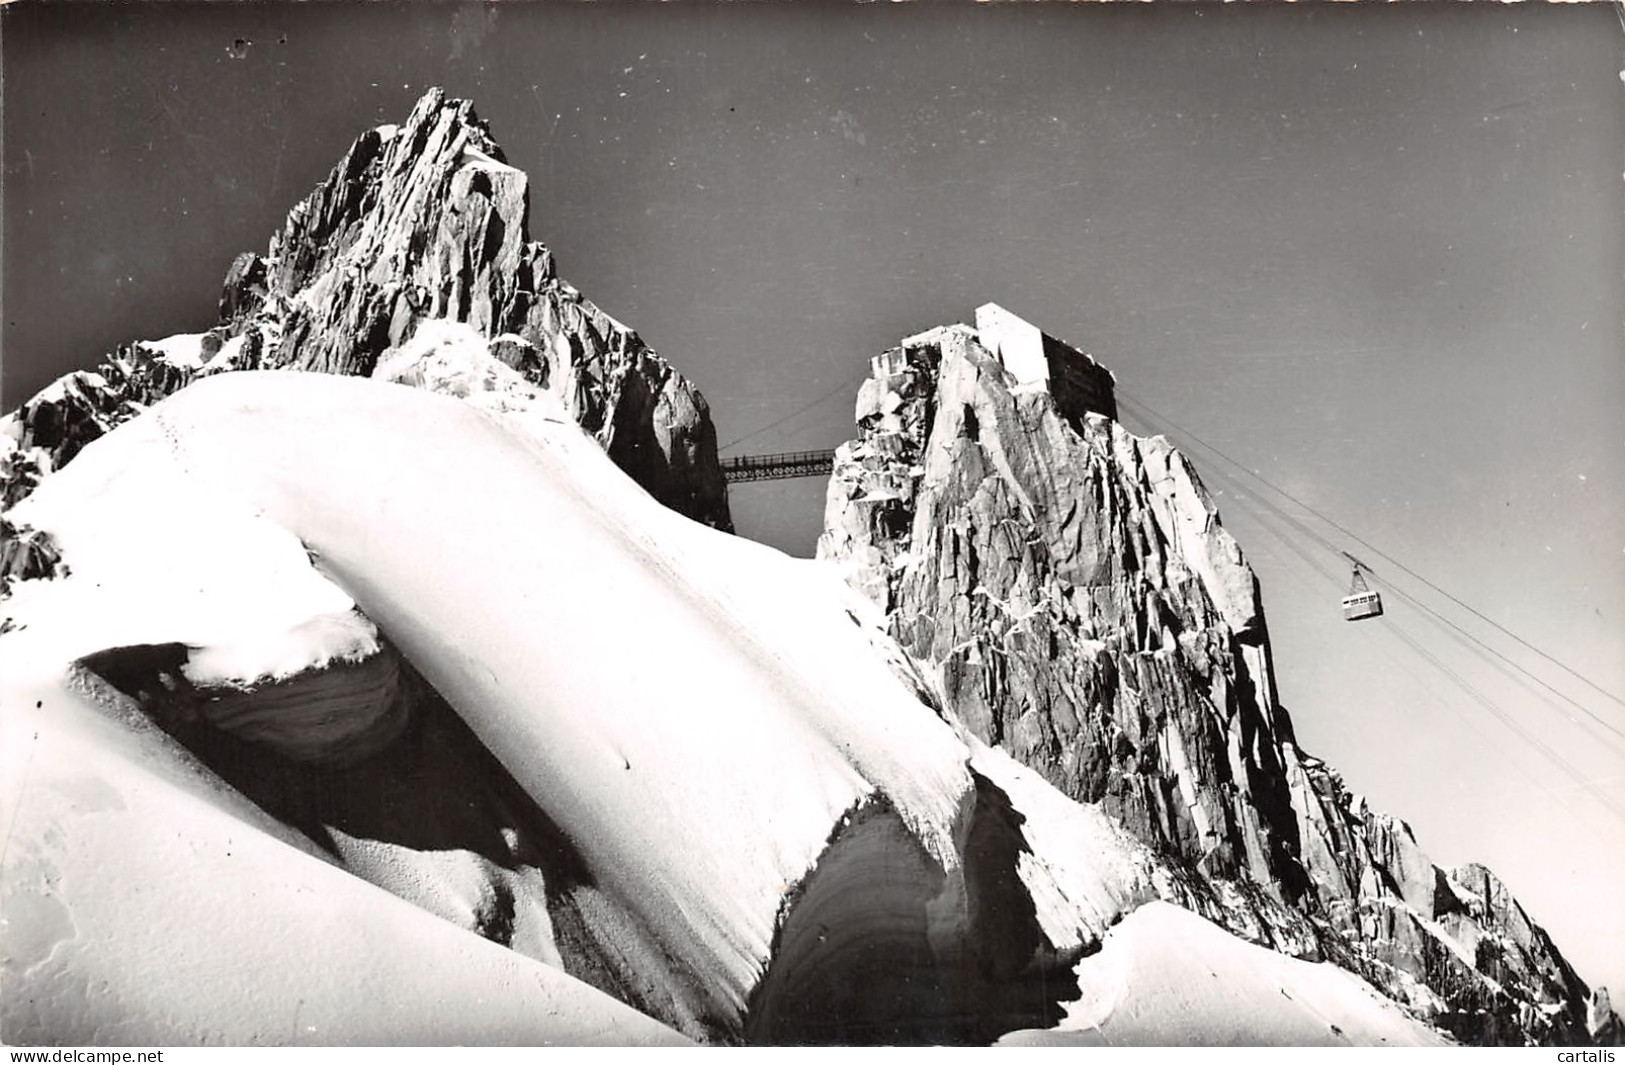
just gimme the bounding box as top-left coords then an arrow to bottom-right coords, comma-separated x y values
1156,417 -> 1625,747
1379,607 -> 1625,825
716,369 -> 869,455
1118,399 -> 1625,811
1213,470 -> 1625,822
1236,489 -> 1595,816
1371,574 -> 1625,751
717,376 -> 1625,796
1116,390 -> 1625,711
1157,420 -> 1625,751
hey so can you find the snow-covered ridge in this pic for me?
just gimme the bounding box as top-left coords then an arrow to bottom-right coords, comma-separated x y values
2,363 -> 977,1036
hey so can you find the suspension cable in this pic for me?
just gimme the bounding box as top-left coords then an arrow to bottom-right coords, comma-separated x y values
1216,470 -> 1625,822
716,369 -> 868,454
1236,480 -> 1602,812
1117,390 -> 1625,710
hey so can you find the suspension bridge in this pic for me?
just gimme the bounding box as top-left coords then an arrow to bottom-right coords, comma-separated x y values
719,449 -> 837,484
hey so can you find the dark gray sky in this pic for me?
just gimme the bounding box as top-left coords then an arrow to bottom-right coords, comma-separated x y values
5,1 -> 1623,997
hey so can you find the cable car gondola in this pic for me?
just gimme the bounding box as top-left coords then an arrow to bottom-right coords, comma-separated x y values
1341,554 -> 1383,622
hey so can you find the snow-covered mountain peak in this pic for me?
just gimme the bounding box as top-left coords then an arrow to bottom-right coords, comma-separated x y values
1,91 -> 1615,1049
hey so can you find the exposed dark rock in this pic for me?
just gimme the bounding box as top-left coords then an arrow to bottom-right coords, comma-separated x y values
4,87 -> 1612,1046
0,516 -> 65,602
226,88 -> 730,530
0,339 -> 213,506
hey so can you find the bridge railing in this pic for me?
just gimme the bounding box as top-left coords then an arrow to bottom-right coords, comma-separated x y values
719,448 -> 837,484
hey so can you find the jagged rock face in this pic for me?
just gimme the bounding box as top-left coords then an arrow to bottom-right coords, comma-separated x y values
0,341 -> 205,508
0,88 -> 730,532
0,517 -> 64,605
820,322 -> 1298,891
1290,750 -> 1600,1043
818,307 -> 1607,1046
222,88 -> 730,530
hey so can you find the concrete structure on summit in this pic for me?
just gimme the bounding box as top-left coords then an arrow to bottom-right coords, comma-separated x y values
972,302 -> 1117,422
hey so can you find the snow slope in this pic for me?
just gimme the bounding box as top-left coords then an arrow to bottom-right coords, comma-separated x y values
0,422 -> 373,691
2,365 -> 974,1030
0,672 -> 689,1046
998,901 -> 1448,1047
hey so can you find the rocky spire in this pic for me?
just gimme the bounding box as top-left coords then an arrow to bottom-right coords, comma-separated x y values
0,88 -> 732,532
818,303 -> 1609,1045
